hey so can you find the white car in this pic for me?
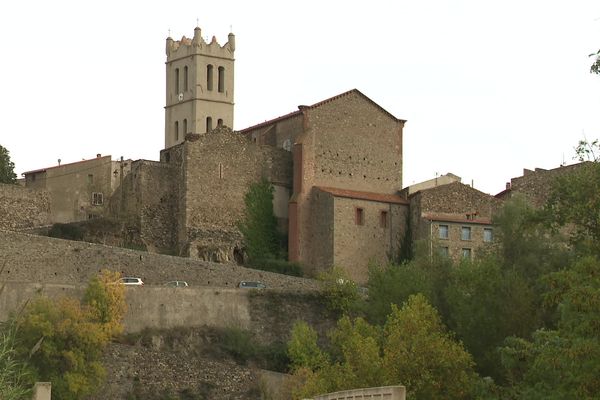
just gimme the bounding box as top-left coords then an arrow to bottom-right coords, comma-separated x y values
164,280 -> 188,287
118,277 -> 144,286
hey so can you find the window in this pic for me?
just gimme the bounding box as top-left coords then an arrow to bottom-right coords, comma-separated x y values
461,226 -> 471,241
175,68 -> 180,93
183,119 -> 187,135
380,211 -> 388,228
439,224 -> 449,239
484,228 -> 493,242
174,121 -> 179,141
207,65 -> 213,91
219,162 -> 223,179
218,66 -> 225,92
217,118 -> 223,127
439,246 -> 449,257
184,66 -> 188,91
355,207 -> 364,225
87,174 -> 93,185
92,192 -> 103,205
206,117 -> 213,133
462,248 -> 472,259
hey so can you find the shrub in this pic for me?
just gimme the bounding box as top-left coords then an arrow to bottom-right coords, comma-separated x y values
253,258 -> 303,277
48,223 -> 84,241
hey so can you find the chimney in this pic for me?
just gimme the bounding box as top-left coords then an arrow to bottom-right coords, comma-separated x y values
96,154 -> 101,158
506,182 -> 511,190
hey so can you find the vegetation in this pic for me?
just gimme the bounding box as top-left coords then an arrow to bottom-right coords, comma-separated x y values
318,267 -> 360,315
591,48 -> 600,75
239,179 -> 303,276
0,144 -> 17,184
48,223 -> 85,241
0,322 -> 31,400
288,144 -> 600,399
289,295 -> 478,400
9,270 -> 125,400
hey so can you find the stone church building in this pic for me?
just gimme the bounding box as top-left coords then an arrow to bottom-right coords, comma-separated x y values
13,26 -> 504,283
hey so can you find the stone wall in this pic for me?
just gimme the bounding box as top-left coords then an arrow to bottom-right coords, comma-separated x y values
332,196 -> 407,283
0,183 -> 50,231
414,182 -> 501,218
110,160 -> 179,253
292,90 -> 405,278
409,182 -> 501,259
25,155 -> 114,223
503,162 -> 591,207
0,230 -> 320,291
181,127 -> 292,260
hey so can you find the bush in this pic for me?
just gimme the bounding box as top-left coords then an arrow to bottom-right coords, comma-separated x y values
48,223 -> 84,241
252,258 -> 303,277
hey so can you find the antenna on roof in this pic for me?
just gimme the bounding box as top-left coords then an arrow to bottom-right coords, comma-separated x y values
196,18 -> 199,26
168,28 -> 171,37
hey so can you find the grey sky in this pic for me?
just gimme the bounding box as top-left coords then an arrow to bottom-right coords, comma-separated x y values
1,0 -> 598,194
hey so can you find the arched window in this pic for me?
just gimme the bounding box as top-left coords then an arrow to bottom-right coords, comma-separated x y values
218,66 -> 225,93
174,121 -> 179,141
206,117 -> 213,133
207,65 -> 214,91
217,118 -> 223,127
175,68 -> 180,94
184,66 -> 188,91
183,119 -> 187,135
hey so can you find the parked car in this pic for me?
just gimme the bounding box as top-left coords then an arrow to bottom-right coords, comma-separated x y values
117,277 -> 144,286
164,280 -> 188,287
238,281 -> 266,289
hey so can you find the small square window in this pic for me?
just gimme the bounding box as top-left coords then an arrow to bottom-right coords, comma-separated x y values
439,224 -> 449,239
439,246 -> 449,257
92,192 -> 103,205
462,248 -> 472,259
380,211 -> 388,228
87,174 -> 93,184
461,226 -> 471,241
484,228 -> 493,242
355,207 -> 364,225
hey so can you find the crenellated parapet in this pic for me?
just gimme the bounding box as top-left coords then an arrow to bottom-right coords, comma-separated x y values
166,26 -> 235,61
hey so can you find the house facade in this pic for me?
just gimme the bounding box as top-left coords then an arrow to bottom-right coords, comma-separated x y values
409,181 -> 502,262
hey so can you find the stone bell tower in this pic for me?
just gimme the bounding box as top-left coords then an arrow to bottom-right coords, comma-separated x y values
164,26 -> 235,149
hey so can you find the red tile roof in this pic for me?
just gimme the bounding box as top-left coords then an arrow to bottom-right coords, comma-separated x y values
239,89 -> 405,134
423,213 -> 493,225
316,186 -> 408,205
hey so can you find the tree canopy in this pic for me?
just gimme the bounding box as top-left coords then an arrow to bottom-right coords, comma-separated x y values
0,145 -> 17,184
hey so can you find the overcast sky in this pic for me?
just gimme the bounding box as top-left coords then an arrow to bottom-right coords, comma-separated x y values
1,0 -> 598,194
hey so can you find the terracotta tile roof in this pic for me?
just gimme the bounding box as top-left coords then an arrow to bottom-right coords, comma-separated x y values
22,156 -> 112,176
316,186 -> 408,205
239,89 -> 405,135
423,213 -> 493,225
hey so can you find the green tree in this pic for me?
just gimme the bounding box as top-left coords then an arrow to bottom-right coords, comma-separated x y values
15,296 -> 107,400
288,321 -> 328,372
590,48 -> 600,75
444,257 -> 538,380
544,162 -> 600,256
0,322 -> 31,400
0,145 -> 17,184
500,256 -> 600,398
238,179 -> 281,263
83,269 -> 127,337
362,248 -> 453,325
13,271 -> 126,400
318,267 -> 360,316
289,295 -> 480,400
382,294 -> 478,400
